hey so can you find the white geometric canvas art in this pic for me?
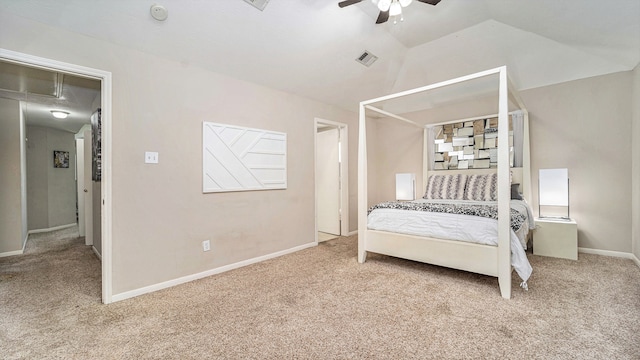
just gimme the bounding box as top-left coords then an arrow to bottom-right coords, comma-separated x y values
203,122 -> 287,193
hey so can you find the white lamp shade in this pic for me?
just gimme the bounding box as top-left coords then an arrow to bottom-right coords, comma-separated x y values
399,0 -> 412,6
378,0 -> 391,11
396,173 -> 416,201
389,1 -> 402,16
539,168 -> 569,206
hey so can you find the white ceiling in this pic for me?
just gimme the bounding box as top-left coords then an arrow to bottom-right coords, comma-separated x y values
0,0 -> 638,126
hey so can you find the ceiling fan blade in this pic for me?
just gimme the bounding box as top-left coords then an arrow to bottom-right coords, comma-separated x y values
416,0 -> 442,5
376,10 -> 389,24
338,0 -> 364,7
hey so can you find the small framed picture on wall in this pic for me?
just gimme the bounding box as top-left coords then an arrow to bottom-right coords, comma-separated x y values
53,150 -> 69,168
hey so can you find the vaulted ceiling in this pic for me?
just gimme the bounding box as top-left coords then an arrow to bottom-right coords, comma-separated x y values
1,0 -> 638,131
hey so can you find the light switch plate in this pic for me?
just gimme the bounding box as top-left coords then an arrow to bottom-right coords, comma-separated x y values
145,151 -> 159,164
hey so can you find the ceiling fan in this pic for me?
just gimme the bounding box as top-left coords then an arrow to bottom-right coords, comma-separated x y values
338,0 -> 441,24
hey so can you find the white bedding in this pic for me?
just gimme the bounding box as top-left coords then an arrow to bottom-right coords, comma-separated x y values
367,199 -> 533,283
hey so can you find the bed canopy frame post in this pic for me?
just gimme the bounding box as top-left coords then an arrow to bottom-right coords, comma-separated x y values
523,112 -> 531,202
357,103 -> 368,263
507,78 -> 532,203
497,67 -> 511,299
423,128 -> 429,194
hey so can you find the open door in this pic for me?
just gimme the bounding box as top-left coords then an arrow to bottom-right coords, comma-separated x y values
83,129 -> 93,246
317,126 -> 341,236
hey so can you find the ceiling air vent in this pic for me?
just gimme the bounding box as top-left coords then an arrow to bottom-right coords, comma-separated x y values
356,50 -> 378,67
243,0 -> 269,11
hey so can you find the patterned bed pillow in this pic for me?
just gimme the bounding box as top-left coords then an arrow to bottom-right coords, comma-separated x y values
464,173 -> 498,201
423,174 -> 468,200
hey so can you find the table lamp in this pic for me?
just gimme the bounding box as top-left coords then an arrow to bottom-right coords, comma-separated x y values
396,173 -> 416,201
538,168 -> 570,219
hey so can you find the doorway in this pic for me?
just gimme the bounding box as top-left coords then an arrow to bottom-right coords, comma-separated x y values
315,118 -> 348,243
0,48 -> 113,303
76,128 -> 94,248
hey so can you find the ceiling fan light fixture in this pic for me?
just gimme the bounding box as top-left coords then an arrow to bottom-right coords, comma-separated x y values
51,110 -> 69,119
389,1 -> 402,16
378,0 -> 391,11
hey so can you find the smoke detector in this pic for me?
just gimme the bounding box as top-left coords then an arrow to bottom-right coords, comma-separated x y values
356,50 -> 378,67
150,4 -> 168,21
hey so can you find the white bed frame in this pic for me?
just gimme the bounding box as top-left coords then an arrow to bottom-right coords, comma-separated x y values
357,67 -> 530,299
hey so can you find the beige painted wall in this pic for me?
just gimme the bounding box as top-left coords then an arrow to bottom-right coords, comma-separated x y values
47,128 -> 76,227
522,72 -> 632,253
26,127 -> 48,229
368,118 -> 424,206
20,103 -> 27,249
632,65 -> 640,260
365,117 -> 379,207
26,126 -> 77,230
368,71 -> 634,254
0,98 -> 26,254
0,13 -> 358,295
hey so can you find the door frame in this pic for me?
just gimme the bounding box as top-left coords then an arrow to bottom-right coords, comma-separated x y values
75,137 -> 86,238
314,118 -> 348,243
0,48 -> 114,304
82,129 -> 94,248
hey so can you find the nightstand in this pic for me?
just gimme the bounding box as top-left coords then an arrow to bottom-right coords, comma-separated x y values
533,218 -> 578,260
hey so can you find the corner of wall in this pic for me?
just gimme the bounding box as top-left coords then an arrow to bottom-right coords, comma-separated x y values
0,98 -> 24,253
632,64 -> 640,260
19,103 -> 28,245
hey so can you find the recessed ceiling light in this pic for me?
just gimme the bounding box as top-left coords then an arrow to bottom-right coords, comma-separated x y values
51,110 -> 69,119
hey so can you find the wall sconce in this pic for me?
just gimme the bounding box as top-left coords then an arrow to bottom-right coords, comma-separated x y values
538,168 -> 570,219
396,173 -> 416,201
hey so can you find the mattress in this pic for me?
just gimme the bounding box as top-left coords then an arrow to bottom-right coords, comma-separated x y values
367,199 -> 534,282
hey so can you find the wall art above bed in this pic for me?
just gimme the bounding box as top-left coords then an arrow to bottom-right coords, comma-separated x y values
430,112 -> 524,171
202,122 -> 287,193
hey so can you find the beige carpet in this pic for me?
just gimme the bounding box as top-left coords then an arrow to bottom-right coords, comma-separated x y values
1,227 -> 640,359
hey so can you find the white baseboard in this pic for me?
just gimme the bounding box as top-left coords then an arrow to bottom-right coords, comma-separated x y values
578,247 -> 639,267
347,230 -> 358,236
92,246 -> 102,261
0,234 -> 29,258
111,241 -> 318,303
0,249 -> 24,258
28,223 -> 76,235
22,232 -> 28,251
0,224 -> 81,259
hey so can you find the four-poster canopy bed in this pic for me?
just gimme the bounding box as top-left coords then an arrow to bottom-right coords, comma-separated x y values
357,66 -> 532,299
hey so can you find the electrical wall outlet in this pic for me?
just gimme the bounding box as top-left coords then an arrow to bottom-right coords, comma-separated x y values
202,240 -> 210,252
